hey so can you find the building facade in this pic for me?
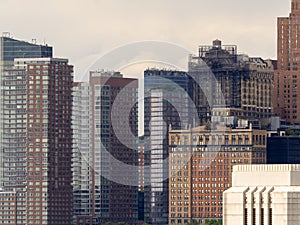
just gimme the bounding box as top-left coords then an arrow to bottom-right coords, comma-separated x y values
274,0 -> 300,124
2,57 -> 73,225
189,40 -> 274,127
0,35 -> 73,225
168,124 -> 267,224
72,71 -> 139,225
143,69 -> 192,225
223,164 -> 300,225
0,35 -> 53,191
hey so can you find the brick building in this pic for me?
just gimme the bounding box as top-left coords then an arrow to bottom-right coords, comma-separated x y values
73,71 -> 139,225
274,0 -> 300,124
168,124 -> 267,224
2,57 -> 74,225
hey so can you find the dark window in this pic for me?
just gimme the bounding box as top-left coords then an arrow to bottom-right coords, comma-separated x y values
253,208 -> 256,225
269,208 -> 272,225
244,208 -> 248,225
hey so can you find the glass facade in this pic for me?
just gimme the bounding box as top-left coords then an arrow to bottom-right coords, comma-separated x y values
0,37 -> 52,63
267,136 -> 300,164
144,69 -> 192,225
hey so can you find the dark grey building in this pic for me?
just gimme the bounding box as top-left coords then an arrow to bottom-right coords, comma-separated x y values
0,36 -> 52,63
267,136 -> 300,164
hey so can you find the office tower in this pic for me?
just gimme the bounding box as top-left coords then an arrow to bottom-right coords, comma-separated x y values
274,0 -> 300,124
144,69 -> 192,225
2,57 -> 73,225
267,135 -> 300,164
168,123 -> 267,224
223,164 -> 300,225
73,71 -> 138,225
189,40 -> 274,127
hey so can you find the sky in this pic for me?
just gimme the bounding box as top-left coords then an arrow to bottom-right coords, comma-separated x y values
0,0 -> 292,135
0,0 -> 291,78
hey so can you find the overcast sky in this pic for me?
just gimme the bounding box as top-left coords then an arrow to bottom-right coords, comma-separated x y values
0,0 -> 291,78
0,0 -> 292,135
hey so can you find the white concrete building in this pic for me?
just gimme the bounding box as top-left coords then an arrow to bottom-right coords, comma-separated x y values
223,164 -> 300,225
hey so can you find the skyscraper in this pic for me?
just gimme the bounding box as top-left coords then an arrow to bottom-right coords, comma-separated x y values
2,57 -> 73,225
275,0 -> 300,124
0,36 -> 52,186
72,71 -> 139,225
144,69 -> 192,225
0,35 -> 73,225
0,35 -> 53,190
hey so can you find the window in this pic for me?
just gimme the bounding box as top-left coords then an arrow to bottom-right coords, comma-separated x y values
232,136 -> 236,145
225,135 -> 229,145
245,135 -> 249,145
253,208 -> 256,225
238,135 -> 243,144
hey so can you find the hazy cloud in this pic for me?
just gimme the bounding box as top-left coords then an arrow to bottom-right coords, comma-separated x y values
0,0 -> 291,76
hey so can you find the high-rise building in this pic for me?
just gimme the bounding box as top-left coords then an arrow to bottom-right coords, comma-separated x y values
0,35 -> 73,225
0,35 -> 53,190
275,0 -> 300,124
72,71 -> 139,225
1,57 -> 73,225
223,164 -> 300,225
189,40 -> 274,127
168,124 -> 267,224
144,69 -> 192,225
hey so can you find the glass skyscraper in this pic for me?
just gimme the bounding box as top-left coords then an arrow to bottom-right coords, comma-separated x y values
144,69 -> 192,225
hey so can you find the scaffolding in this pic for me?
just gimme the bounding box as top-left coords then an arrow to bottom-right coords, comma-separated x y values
198,44 -> 237,58
188,40 -> 238,72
